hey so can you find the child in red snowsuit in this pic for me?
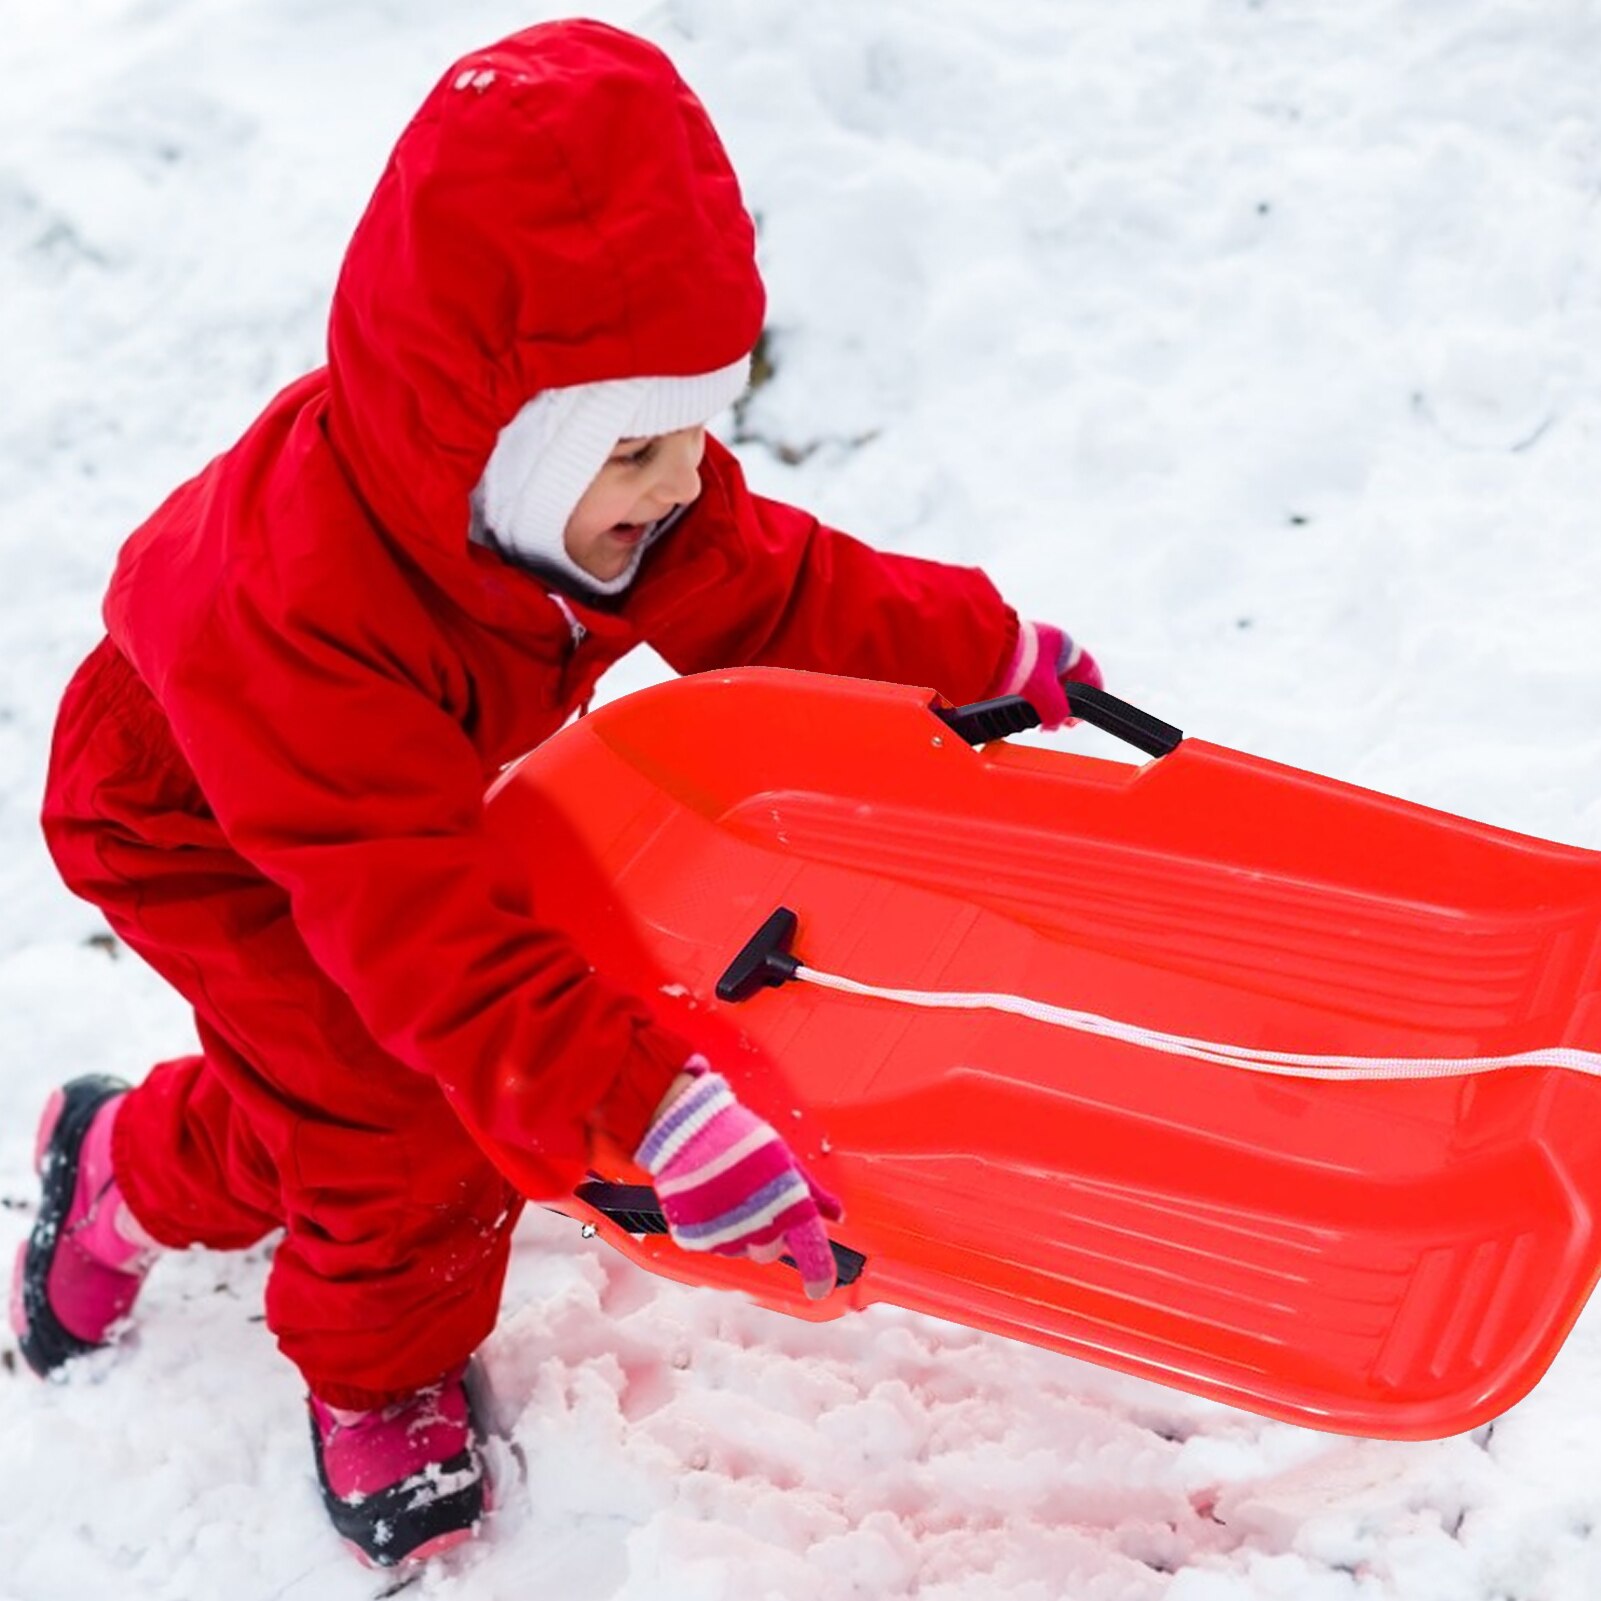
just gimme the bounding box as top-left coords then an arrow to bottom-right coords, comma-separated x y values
12,21 -> 1101,1569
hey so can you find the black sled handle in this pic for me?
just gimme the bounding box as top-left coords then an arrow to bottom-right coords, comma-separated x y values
935,685 -> 1183,758
574,1179 -> 868,1288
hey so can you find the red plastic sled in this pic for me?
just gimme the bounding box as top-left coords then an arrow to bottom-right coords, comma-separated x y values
465,668 -> 1601,1439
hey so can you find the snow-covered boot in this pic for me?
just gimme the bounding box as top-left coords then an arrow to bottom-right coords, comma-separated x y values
308,1362 -> 489,1567
10,1075 -> 161,1376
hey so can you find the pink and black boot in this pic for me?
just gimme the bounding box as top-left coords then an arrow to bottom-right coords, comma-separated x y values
308,1362 -> 490,1567
10,1075 -> 160,1376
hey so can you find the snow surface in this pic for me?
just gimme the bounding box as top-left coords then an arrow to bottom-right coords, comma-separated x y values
5,0 -> 1601,1596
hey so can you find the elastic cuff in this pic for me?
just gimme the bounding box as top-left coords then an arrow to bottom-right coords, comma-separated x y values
108,1089 -> 195,1253
635,1071 -> 733,1172
303,1370 -> 460,1413
983,612 -> 1025,700
589,1027 -> 694,1155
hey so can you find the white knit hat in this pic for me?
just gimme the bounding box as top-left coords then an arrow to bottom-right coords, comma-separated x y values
470,355 -> 751,595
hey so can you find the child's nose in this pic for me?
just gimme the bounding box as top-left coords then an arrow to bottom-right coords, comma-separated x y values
656,431 -> 706,507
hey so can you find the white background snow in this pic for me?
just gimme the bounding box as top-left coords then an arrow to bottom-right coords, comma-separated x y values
4,0 -> 1601,1596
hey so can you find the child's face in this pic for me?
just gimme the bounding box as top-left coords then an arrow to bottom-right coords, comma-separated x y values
563,426 -> 707,583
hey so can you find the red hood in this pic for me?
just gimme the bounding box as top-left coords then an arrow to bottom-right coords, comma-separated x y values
325,20 -> 765,558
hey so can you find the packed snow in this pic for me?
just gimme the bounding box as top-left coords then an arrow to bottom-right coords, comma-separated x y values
5,1 -> 1601,1596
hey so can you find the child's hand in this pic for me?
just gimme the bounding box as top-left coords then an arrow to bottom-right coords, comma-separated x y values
635,1061 -> 843,1299
999,620 -> 1104,731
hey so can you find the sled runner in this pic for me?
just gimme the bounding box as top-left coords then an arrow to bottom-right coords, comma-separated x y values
465,667 -> 1601,1439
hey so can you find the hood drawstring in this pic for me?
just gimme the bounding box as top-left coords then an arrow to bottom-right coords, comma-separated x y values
550,593 -> 587,653
549,592 -> 596,719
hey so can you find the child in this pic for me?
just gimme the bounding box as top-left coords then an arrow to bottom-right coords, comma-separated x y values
11,19 -> 1103,1570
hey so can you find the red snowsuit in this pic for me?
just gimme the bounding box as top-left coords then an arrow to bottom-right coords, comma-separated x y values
41,22 -> 1018,1408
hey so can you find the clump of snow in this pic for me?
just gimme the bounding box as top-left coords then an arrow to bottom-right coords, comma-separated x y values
4,1 -> 1601,1597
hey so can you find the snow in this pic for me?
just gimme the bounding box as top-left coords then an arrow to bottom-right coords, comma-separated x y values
4,0 -> 1601,1595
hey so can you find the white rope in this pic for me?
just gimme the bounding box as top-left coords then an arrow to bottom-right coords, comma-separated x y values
793,965 -> 1601,1082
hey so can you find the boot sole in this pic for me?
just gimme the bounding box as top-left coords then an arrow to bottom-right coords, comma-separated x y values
313,1361 -> 494,1568
316,1438 -> 489,1568
14,1074 -> 132,1377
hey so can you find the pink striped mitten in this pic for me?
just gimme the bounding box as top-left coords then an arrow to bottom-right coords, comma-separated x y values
634,1065 -> 843,1300
1000,620 -> 1105,731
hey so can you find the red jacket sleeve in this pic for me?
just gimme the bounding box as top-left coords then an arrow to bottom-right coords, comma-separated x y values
158,570 -> 686,1165
648,438 -> 1020,703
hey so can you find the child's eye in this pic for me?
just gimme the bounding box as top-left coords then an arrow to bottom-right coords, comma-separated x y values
618,440 -> 659,468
